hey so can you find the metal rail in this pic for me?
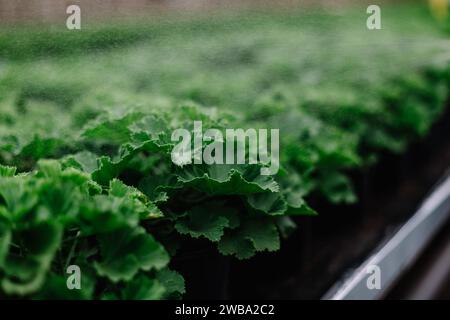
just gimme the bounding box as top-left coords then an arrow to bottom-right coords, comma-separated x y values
323,171 -> 450,300
387,222 -> 450,299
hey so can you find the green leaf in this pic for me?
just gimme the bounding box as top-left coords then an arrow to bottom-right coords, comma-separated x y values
62,151 -> 99,174
244,219 -> 280,252
276,216 -> 297,239
91,140 -> 171,186
35,272 -> 95,300
0,218 -> 11,267
0,165 -> 16,177
284,193 -> 318,216
1,221 -> 63,295
82,112 -> 144,145
218,218 -> 280,259
246,192 -> 287,216
109,179 -> 163,219
17,136 -> 63,162
128,114 -> 170,143
37,159 -> 62,178
176,164 -> 279,195
94,227 -> 169,282
78,194 -> 141,234
121,275 -> 166,300
156,268 -> 186,298
0,175 -> 38,219
175,202 -> 239,242
217,234 -> 254,260
319,171 -> 357,204
138,175 -> 170,204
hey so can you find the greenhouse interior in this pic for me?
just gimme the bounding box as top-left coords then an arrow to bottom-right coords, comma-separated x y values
0,0 -> 450,306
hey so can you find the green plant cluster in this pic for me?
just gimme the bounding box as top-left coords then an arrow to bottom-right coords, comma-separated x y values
0,4 -> 449,299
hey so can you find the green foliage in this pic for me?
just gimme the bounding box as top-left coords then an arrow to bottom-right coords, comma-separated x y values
0,3 -> 449,299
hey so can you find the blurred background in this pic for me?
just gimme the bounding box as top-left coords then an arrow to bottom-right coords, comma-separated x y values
0,0 -> 402,24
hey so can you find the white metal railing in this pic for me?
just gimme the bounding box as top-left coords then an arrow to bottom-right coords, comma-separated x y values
323,171 -> 450,300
